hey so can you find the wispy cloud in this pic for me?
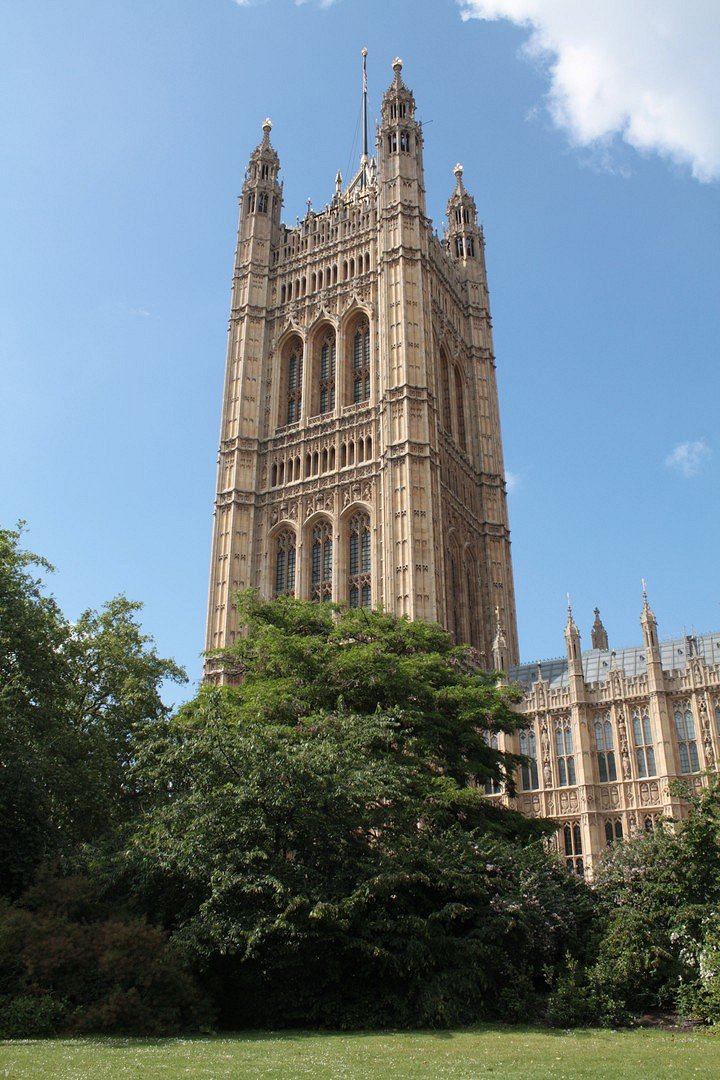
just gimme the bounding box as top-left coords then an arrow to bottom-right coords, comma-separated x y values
665,439 -> 711,478
459,0 -> 720,182
505,469 -> 520,494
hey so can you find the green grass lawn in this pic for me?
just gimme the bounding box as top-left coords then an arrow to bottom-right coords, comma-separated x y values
1,1025 -> 718,1080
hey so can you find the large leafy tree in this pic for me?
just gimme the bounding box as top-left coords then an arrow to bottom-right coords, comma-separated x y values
124,595 -> 591,1028
0,525 -> 185,897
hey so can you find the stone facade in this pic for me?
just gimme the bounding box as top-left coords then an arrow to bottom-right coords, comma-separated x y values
490,598 -> 720,877
205,57 -> 717,876
205,59 -> 518,666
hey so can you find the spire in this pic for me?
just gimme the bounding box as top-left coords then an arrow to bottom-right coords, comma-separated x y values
591,607 -> 609,651
492,605 -> 508,673
564,595 -> 582,665
640,579 -> 660,655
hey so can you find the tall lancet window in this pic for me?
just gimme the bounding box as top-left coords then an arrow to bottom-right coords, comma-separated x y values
439,351 -> 452,435
348,511 -> 371,608
287,345 -> 303,424
454,366 -> 467,451
319,331 -> 336,415
274,530 -> 296,598
311,519 -> 333,601
352,319 -> 370,403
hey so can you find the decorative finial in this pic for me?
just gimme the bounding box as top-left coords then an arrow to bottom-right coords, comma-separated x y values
454,163 -> 464,180
361,47 -> 368,58
566,592 -> 572,617
262,117 -> 272,134
392,57 -> 403,80
642,577 -> 648,603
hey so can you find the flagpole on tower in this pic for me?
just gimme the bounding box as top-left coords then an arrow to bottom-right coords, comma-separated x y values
361,47 -> 369,182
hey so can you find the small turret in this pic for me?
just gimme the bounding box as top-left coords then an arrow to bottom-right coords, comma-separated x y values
445,163 -> 483,269
564,596 -> 582,667
377,57 -> 425,212
640,579 -> 660,657
240,118 -> 282,241
591,607 -> 609,651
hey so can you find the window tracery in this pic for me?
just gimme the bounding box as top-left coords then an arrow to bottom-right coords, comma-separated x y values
286,343 -> 303,424
563,822 -> 583,875
348,511 -> 371,609
594,713 -> 617,783
319,330 -> 336,415
274,529 -> 296,598
352,319 -> 370,403
632,706 -> 656,777
674,703 -> 700,773
554,719 -> 576,786
519,730 -> 539,790
311,519 -> 333,602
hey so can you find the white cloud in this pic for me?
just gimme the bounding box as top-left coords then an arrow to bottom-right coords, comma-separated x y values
665,439 -> 711,478
459,0 -> 720,182
505,469 -> 520,494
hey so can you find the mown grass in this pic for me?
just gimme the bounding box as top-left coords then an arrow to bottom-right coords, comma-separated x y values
1,1024 -> 718,1079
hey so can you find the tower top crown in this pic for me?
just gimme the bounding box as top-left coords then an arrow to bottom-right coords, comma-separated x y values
249,117 -> 279,169
381,56 -> 416,123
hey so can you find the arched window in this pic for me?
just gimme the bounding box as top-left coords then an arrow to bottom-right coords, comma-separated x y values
484,733 -> 502,795
454,366 -> 467,451
594,713 -> 617,782
319,330 -> 336,414
555,719 -> 576,786
604,818 -> 623,846
274,530 -> 296,597
286,343 -> 303,424
439,351 -> 452,435
519,730 -> 539,790
674,704 -> 700,773
348,511 -> 371,608
563,823 -> 583,875
311,519 -> 333,602
632,706 -> 656,777
352,319 -> 371,403
448,547 -> 462,642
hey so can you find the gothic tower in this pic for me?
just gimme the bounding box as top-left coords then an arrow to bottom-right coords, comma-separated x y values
205,57 -> 518,668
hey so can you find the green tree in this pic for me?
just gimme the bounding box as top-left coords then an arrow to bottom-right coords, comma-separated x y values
122,596 -> 592,1028
0,525 -> 185,897
590,779 -> 720,1020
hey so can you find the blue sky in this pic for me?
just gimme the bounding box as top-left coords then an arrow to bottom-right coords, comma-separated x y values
2,0 -> 719,702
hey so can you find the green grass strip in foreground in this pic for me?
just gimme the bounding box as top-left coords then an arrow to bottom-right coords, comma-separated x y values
1,1024 -> 718,1079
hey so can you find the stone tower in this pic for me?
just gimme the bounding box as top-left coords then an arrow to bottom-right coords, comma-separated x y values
205,57 -> 519,667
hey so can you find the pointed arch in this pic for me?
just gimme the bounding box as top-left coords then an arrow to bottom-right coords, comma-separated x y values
308,515 -> 333,602
307,319 -> 337,417
343,309 -> 371,406
272,527 -> 297,598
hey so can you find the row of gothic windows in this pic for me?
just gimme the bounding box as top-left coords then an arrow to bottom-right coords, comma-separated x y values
387,130 -> 413,153
269,436 -> 374,488
280,320 -> 370,427
272,512 -> 371,608
517,700 -> 710,793
279,254 -> 370,303
245,191 -> 276,215
453,235 -> 475,258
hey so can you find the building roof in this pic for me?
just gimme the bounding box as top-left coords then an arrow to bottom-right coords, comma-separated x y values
508,632 -> 720,690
